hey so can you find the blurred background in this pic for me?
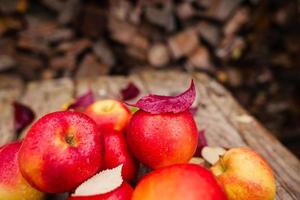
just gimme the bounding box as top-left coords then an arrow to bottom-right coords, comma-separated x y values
0,0 -> 299,157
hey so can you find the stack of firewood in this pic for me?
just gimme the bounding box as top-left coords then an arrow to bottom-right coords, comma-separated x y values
0,0 -> 299,156
0,0 -> 254,79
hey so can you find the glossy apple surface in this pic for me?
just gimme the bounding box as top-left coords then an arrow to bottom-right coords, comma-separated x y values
0,141 -> 45,200
211,147 -> 276,200
127,110 -> 198,169
85,100 -> 131,132
103,131 -> 138,182
132,164 -> 227,200
18,111 -> 103,193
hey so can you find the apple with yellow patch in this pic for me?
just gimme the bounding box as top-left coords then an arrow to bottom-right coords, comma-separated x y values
85,100 -> 131,132
210,147 -> 276,200
0,141 -> 45,200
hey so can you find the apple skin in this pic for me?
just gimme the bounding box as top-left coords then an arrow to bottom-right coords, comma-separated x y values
103,131 -> 139,182
0,141 -> 45,200
18,111 -> 103,193
85,100 -> 131,132
211,147 -> 276,200
127,110 -> 198,169
132,163 -> 227,200
68,182 -> 133,200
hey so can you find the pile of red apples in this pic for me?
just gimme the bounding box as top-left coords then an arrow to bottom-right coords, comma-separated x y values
0,81 -> 276,200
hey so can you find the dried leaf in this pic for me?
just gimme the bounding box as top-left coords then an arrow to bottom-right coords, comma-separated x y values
68,90 -> 94,111
128,80 -> 196,114
13,101 -> 35,133
121,82 -> 140,101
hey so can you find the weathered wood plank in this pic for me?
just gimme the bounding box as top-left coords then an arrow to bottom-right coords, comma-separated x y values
21,78 -> 74,119
75,77 -> 111,99
193,73 -> 300,199
0,75 -> 24,146
75,74 -> 147,104
137,70 -> 300,199
1,70 -> 299,199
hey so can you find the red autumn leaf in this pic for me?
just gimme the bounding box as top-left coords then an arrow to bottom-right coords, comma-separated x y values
194,130 -> 208,157
128,80 -> 196,114
121,82 -> 140,101
13,102 -> 35,133
68,90 -> 94,111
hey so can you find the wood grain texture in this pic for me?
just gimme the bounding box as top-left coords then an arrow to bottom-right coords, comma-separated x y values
193,72 -> 300,199
21,78 -> 74,118
0,75 -> 24,145
0,70 -> 299,199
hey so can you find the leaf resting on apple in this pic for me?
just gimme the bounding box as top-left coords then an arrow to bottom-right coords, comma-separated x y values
72,164 -> 123,197
127,80 -> 196,114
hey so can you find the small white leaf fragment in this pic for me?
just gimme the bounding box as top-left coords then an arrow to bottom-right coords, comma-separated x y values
201,146 -> 227,165
73,164 -> 123,197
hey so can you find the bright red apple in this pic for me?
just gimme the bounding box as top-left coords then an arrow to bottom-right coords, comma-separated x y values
85,100 -> 131,132
0,141 -> 45,200
127,110 -> 198,169
68,165 -> 133,200
18,111 -> 103,193
132,163 -> 227,200
103,131 -> 139,182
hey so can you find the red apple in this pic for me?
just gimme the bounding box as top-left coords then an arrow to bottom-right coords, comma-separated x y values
211,147 -> 276,200
85,100 -> 131,132
132,163 -> 227,200
103,131 -> 139,182
18,111 -> 103,193
0,141 -> 45,200
69,165 -> 133,200
127,110 -> 198,169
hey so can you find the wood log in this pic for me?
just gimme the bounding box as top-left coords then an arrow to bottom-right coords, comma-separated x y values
147,43 -> 170,67
188,46 -> 213,71
168,29 -> 199,59
75,54 -> 110,78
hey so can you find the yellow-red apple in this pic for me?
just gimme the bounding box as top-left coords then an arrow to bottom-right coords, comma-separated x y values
127,110 -> 198,169
211,147 -> 276,200
132,163 -> 227,200
85,100 -> 131,132
0,141 -> 45,200
18,111 -> 103,193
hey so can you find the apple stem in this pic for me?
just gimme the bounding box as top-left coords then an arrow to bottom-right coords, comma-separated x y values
65,133 -> 77,146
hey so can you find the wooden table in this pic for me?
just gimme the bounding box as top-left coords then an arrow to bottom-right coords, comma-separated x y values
0,70 -> 299,199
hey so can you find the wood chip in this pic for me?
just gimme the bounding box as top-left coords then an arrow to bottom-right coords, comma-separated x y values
196,22 -> 221,46
188,46 -> 213,71
93,41 -> 115,67
145,4 -> 175,31
75,54 -> 110,78
207,0 -> 242,21
148,43 -> 170,67
168,29 -> 199,59
0,54 -> 16,71
224,7 -> 250,35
